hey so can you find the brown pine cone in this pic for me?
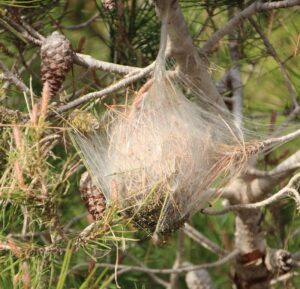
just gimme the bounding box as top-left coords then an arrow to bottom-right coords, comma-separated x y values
80,171 -> 106,221
40,31 -> 73,97
102,0 -> 115,10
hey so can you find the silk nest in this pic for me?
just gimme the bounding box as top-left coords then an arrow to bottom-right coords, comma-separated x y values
71,20 -> 261,236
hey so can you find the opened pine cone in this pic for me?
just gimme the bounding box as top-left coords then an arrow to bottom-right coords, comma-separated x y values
40,31 -> 73,97
80,171 -> 106,221
102,0 -> 115,10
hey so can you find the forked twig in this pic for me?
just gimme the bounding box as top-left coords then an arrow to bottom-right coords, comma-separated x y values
202,173 -> 300,215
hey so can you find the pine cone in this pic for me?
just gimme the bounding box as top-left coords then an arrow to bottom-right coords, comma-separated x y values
40,31 -> 73,97
80,172 -> 106,221
102,0 -> 115,10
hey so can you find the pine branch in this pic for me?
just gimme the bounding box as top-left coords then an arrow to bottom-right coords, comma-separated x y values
202,172 -> 300,215
54,62 -> 155,113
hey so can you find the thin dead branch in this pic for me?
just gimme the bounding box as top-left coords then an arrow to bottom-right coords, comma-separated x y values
169,231 -> 185,289
0,60 -> 30,94
61,12 -> 100,30
201,0 -> 300,54
249,16 -> 299,109
94,249 -> 239,274
126,253 -> 170,288
183,223 -> 226,256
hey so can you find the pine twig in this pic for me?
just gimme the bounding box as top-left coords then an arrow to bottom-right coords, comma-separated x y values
55,62 -> 155,114
183,223 -> 226,256
93,250 -> 239,274
202,173 -> 300,215
249,16 -> 299,109
61,12 -> 100,30
201,0 -> 300,54
73,53 -> 142,75
0,61 -> 30,94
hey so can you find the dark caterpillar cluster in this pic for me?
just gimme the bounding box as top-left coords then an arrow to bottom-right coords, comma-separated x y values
122,193 -> 189,236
